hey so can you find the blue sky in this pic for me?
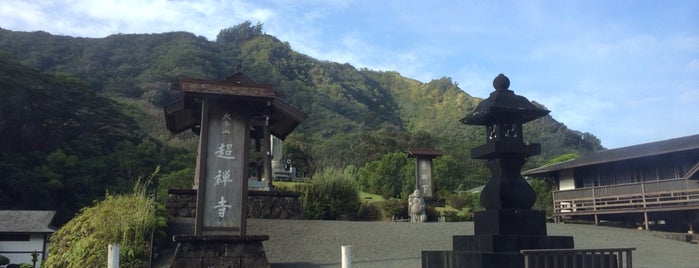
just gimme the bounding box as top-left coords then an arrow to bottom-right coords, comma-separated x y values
2,0 -> 698,149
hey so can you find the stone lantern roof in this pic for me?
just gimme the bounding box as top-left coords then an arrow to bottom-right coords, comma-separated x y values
460,74 -> 549,125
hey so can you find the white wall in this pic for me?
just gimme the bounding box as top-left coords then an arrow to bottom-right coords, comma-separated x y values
558,169 -> 576,190
0,233 -> 48,266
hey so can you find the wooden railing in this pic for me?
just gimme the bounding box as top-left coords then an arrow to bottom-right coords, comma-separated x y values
521,248 -> 635,268
553,179 -> 699,216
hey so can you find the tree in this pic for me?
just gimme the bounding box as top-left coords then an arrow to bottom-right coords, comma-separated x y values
216,21 -> 264,45
0,58 -> 143,225
357,152 -> 413,199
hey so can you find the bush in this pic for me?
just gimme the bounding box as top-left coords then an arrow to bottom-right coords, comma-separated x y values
382,198 -> 408,220
302,168 -> 360,220
44,177 -> 168,268
442,211 -> 469,222
445,192 -> 481,211
425,206 -> 440,222
445,192 -> 467,210
356,201 -> 382,221
0,255 -> 9,266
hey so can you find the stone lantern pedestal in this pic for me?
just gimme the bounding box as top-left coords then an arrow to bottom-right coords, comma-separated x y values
422,74 -> 574,268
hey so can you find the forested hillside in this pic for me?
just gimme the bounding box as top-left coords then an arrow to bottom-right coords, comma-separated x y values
0,22 -> 604,222
0,57 -> 161,224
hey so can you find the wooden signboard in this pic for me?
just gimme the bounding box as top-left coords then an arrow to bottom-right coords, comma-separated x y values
195,98 -> 249,235
417,158 -> 433,198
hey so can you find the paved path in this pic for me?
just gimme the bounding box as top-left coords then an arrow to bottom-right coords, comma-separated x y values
246,219 -> 699,268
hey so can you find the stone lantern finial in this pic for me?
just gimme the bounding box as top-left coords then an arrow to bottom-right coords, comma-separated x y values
493,73 -> 510,91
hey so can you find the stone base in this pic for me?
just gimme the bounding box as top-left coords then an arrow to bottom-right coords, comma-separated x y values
423,250 -> 524,268
474,209 -> 547,236
453,234 -> 574,252
423,208 -> 574,268
171,235 -> 270,268
423,235 -> 574,268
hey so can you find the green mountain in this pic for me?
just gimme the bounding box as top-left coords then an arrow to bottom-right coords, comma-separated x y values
0,56 -> 149,224
0,22 -> 603,200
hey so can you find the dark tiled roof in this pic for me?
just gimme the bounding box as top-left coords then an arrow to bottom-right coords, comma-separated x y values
166,72 -> 306,139
406,148 -> 444,158
0,210 -> 56,233
523,134 -> 699,176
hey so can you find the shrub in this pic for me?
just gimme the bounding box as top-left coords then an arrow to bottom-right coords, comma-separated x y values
382,198 -> 408,220
445,192 -> 467,210
424,206 -> 440,222
302,168 -> 360,220
356,201 -> 382,221
0,255 -> 9,266
442,211 -> 466,222
445,192 -> 481,211
43,176 -> 167,268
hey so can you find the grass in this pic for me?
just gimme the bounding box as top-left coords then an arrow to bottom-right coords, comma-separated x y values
359,191 -> 385,203
273,180 -> 307,188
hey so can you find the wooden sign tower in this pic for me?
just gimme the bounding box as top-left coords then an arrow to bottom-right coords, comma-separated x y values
165,71 -> 305,267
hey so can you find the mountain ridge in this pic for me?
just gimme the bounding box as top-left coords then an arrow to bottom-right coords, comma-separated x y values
0,22 -> 604,183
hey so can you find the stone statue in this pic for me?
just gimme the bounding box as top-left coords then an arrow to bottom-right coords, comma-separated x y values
409,189 -> 427,222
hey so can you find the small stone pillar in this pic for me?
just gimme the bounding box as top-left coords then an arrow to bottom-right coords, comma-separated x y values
407,148 -> 443,199
422,74 -> 574,268
164,71 -> 305,267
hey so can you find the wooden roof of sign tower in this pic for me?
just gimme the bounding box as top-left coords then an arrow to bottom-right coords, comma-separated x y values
165,71 -> 306,139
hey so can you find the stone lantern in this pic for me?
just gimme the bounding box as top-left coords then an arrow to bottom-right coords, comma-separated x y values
461,73 -> 549,212
422,74 -> 573,268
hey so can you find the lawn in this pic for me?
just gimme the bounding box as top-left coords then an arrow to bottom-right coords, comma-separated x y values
359,191 -> 385,203
272,180 -> 470,221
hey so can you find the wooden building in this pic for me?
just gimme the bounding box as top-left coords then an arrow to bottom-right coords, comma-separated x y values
522,134 -> 699,230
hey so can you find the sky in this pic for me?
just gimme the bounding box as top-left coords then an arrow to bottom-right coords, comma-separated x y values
1,0 -> 698,149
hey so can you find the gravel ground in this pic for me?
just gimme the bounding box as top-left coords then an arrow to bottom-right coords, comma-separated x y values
243,219 -> 699,268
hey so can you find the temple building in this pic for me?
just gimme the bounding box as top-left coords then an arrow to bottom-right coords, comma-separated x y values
523,134 -> 699,230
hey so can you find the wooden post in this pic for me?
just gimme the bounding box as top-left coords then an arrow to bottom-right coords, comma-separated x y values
592,187 -> 597,212
644,212 -> 649,230
642,183 -> 649,230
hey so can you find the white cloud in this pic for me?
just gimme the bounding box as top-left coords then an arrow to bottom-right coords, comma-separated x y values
0,0 -> 276,39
